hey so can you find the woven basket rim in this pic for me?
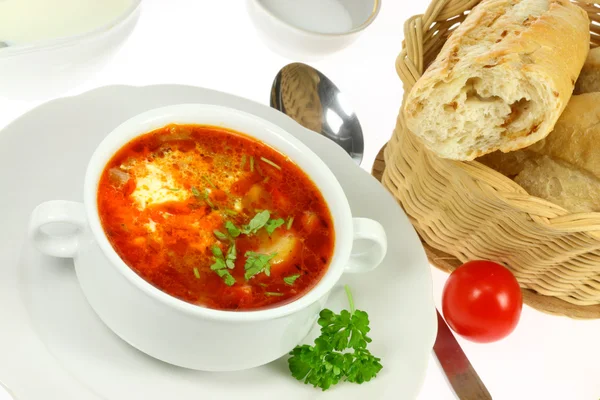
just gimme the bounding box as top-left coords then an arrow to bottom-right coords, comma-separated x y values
382,0 -> 600,316
396,0 -> 600,234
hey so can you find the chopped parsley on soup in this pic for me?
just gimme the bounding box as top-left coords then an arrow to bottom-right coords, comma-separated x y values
97,124 -> 334,311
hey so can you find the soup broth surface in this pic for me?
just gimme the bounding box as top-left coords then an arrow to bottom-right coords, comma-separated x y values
97,124 -> 334,311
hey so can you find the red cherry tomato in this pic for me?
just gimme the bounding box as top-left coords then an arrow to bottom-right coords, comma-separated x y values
442,260 -> 523,343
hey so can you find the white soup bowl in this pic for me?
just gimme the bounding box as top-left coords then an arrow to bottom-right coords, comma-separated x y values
28,104 -> 387,371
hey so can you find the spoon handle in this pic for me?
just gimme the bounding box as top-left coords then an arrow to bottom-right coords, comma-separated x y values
433,310 -> 492,400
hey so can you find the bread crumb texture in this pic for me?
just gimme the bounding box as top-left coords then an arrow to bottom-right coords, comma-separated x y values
404,0 -> 589,160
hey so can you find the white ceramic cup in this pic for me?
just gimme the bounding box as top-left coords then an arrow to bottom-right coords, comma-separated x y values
28,104 -> 387,371
247,0 -> 381,61
0,0 -> 142,101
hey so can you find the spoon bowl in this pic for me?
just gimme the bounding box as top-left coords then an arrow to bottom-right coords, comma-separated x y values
271,63 -> 364,164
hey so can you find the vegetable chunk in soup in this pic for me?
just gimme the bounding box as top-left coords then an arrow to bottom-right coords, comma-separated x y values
97,124 -> 334,311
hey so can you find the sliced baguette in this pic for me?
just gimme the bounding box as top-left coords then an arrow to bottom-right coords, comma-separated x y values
477,148 -> 532,178
404,0 -> 589,161
478,93 -> 600,212
527,93 -> 600,177
478,150 -> 600,212
574,47 -> 600,94
514,155 -> 600,213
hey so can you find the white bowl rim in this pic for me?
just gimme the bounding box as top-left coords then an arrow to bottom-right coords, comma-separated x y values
0,0 -> 142,58
84,103 -> 354,323
251,0 -> 381,37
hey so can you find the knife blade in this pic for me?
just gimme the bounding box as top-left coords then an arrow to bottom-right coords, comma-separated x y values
433,310 -> 492,400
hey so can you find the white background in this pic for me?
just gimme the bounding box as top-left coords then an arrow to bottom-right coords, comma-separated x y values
1,1 -> 600,399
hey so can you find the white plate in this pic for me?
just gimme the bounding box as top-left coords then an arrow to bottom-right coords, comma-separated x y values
0,85 -> 436,400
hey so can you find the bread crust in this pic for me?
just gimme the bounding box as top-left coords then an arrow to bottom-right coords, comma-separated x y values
514,155 -> 600,213
527,93 -> 600,177
574,47 -> 600,94
478,93 -> 600,212
404,0 -> 589,161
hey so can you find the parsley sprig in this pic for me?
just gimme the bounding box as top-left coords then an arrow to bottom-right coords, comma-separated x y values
244,251 -> 276,280
239,210 -> 285,236
210,210 -> 287,283
288,286 -> 382,391
210,245 -> 236,286
225,220 -> 241,237
265,218 -> 285,235
241,210 -> 270,235
283,274 -> 300,285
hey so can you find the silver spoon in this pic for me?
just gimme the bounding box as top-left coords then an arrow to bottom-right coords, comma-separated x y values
270,63 -> 492,400
271,63 -> 364,165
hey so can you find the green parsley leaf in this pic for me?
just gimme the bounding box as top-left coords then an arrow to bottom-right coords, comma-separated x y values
283,274 -> 300,285
242,210 -> 271,235
210,258 -> 226,271
211,245 -> 223,259
225,220 -> 241,238
210,245 -> 236,286
226,243 -> 237,269
317,287 -> 372,351
213,230 -> 228,240
318,309 -> 367,351
265,291 -> 284,297
215,268 -> 236,286
344,348 -> 382,384
191,186 -> 202,199
288,345 -> 345,391
244,251 -> 276,280
286,216 -> 294,230
287,285 -> 382,391
204,189 -> 216,209
193,267 -> 200,279
265,218 -> 285,235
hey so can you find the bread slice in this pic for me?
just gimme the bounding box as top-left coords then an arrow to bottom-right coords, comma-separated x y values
514,155 -> 600,213
574,47 -> 600,94
478,150 -> 600,213
527,93 -> 600,177
478,93 -> 600,212
477,148 -> 533,178
404,0 -> 589,161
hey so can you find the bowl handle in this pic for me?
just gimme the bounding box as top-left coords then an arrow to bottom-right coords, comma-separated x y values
345,218 -> 387,273
28,200 -> 87,258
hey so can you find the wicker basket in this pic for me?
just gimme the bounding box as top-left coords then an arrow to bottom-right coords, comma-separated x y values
382,0 -> 600,319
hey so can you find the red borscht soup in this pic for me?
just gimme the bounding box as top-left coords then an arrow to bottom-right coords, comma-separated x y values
97,124 -> 334,311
